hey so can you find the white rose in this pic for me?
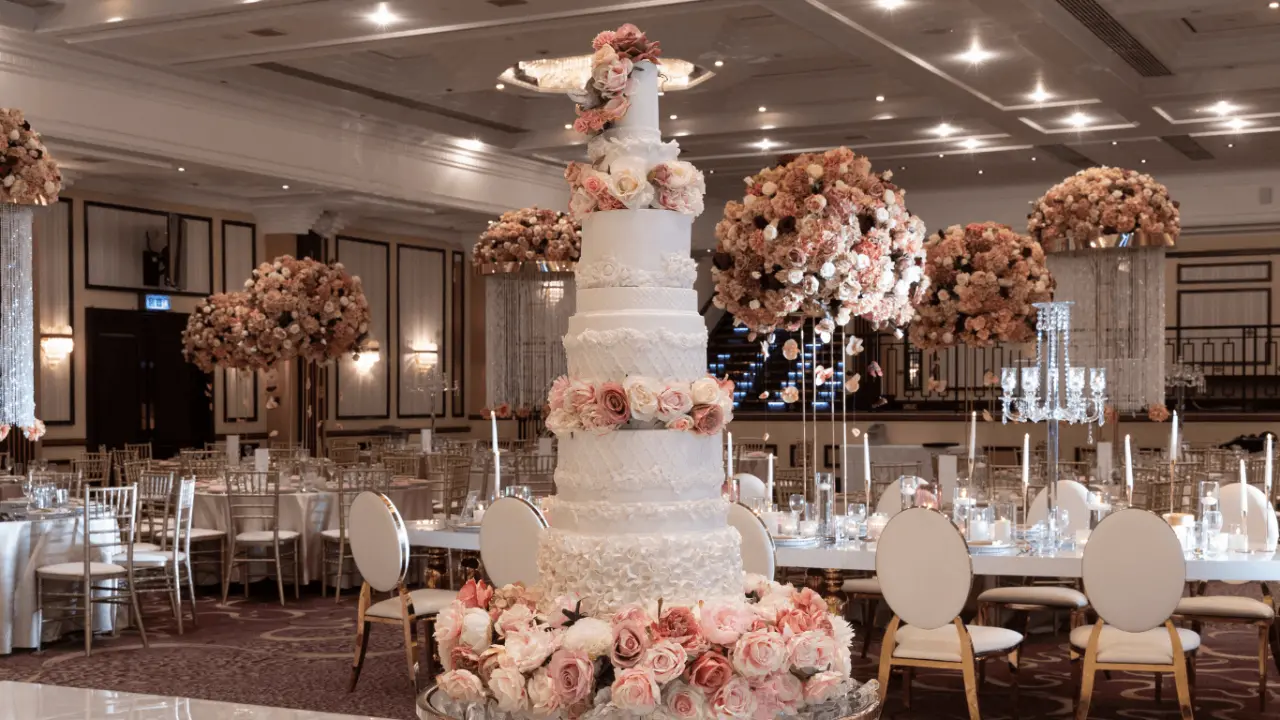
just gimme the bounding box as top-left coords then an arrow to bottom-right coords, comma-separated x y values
569,188 -> 597,217
762,224 -> 778,241
528,667 -> 560,717
489,666 -> 528,713
459,607 -> 493,652
761,181 -> 778,196
786,269 -> 803,285
495,604 -> 536,638
883,189 -> 896,204
748,300 -> 760,309
690,377 -> 720,405
623,376 -> 660,422
742,194 -> 756,207
505,628 -> 556,672
819,261 -> 835,278
609,158 -> 655,209
545,407 -> 580,434
806,163 -> 824,179
562,617 -> 612,658
664,160 -> 704,191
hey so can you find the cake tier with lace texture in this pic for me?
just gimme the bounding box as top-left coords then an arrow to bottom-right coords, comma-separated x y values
537,525 -> 744,615
553,430 -> 723,503
543,496 -> 729,535
564,320 -> 707,381
578,210 -> 695,290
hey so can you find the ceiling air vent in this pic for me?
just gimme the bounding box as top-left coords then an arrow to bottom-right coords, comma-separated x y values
247,27 -> 287,38
1054,0 -> 1172,77
1037,144 -> 1097,170
1161,135 -> 1214,161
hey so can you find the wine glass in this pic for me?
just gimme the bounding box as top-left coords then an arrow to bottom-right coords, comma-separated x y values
788,494 -> 806,515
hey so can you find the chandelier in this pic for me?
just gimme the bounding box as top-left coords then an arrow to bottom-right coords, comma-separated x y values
498,56 -> 714,93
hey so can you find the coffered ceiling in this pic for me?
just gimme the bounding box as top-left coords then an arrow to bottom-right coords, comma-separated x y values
7,0 -> 1280,209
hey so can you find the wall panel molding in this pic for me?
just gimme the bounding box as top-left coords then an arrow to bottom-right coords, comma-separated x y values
396,245 -> 447,419
335,236 -> 391,420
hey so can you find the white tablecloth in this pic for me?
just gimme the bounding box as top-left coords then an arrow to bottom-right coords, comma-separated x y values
192,483 -> 437,585
0,515 -> 116,655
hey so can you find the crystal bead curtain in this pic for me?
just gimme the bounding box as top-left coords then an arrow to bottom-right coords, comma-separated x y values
0,204 -> 34,427
1046,247 -> 1165,413
484,269 -> 576,413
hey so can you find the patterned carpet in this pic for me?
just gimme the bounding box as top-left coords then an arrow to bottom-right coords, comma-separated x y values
0,582 -> 1274,719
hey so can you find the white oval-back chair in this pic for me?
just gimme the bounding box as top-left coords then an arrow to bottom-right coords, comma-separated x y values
347,492 -> 455,692
1026,479 -> 1091,536
480,496 -> 547,587
1071,509 -> 1198,719
727,502 -> 775,578
734,473 -> 767,505
876,508 -> 1023,720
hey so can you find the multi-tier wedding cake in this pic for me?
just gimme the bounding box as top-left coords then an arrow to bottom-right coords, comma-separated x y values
538,37 -> 742,616
433,26 -> 860,720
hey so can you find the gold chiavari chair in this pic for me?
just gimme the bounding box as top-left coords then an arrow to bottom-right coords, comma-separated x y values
107,448 -> 138,486
514,453 -> 556,497
382,453 -> 421,478
181,455 -> 224,480
1130,466 -> 1162,510
121,459 -> 149,489
132,474 -> 198,633
328,440 -> 361,465
772,468 -> 807,509
73,453 -> 109,487
871,462 -> 923,504
36,485 -> 148,656
222,470 -> 301,606
32,470 -> 83,498
321,467 -> 392,601
441,457 -> 475,521
125,442 -> 153,461
269,440 -> 303,450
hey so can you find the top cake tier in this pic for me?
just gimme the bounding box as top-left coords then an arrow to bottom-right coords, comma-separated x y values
615,60 -> 660,132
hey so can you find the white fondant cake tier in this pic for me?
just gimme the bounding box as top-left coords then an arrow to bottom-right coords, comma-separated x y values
614,61 -> 660,132
578,210 -> 694,290
543,496 -> 728,534
537,525 -> 744,615
563,325 -> 707,382
576,287 -> 697,314
553,430 -> 723,503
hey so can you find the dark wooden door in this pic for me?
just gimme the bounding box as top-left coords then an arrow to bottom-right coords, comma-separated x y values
86,308 -> 213,456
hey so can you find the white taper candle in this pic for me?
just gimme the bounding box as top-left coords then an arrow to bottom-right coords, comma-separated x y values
1124,434 -> 1134,490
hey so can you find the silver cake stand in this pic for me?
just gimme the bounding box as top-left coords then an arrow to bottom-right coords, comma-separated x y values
417,682 -> 882,720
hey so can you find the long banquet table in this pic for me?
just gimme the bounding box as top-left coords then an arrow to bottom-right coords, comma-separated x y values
404,521 -> 1280,582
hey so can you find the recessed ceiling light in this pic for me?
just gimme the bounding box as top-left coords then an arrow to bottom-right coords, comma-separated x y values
243,0 -> 262,3
281,184 -> 290,190
757,106 -> 767,113
563,123 -> 572,129
931,123 -> 958,137
1028,83 -> 1051,103
761,124 -> 775,130
958,41 -> 995,65
177,167 -> 185,172
714,60 -> 725,67
657,91 -> 665,96
366,3 -> 400,26
495,83 -> 505,90
755,138 -> 775,150
1205,100 -> 1239,116
459,138 -> 485,150
1030,156 -> 1037,161
877,0 -> 906,9
1140,159 -> 1147,163
107,16 -> 124,22
977,169 -> 984,175
961,138 -> 981,150
875,95 -> 885,102
1226,117 -> 1249,130
938,153 -> 945,158
872,113 -> 895,121
1111,140 -> 1118,145
1272,2 -> 1278,8
1065,111 -> 1093,127
1228,142 -> 1235,148
669,114 -> 678,120
708,169 -> 715,174
899,165 -> 907,170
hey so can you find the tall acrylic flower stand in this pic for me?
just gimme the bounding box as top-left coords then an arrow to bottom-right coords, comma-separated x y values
0,204 -> 35,429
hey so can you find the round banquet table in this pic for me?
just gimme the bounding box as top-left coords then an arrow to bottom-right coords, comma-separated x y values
192,479 -> 437,585
0,512 -> 117,655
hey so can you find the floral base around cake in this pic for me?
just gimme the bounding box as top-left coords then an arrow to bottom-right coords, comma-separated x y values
429,578 -> 875,720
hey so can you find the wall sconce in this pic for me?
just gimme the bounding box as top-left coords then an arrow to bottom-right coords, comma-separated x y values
40,334 -> 74,366
354,339 -> 380,375
410,342 -> 440,369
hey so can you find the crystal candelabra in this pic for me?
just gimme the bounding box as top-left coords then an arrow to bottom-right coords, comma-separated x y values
1165,361 -> 1205,417
1000,302 -> 1107,549
411,362 -> 457,432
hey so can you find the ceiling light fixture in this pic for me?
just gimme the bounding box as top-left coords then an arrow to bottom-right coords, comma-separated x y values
366,2 -> 400,27
961,138 -> 981,150
495,83 -> 505,90
1111,140 -> 1118,145
878,0 -> 906,9
669,114 -> 678,120
714,60 -> 725,67
708,169 -> 715,174
1226,117 -> 1249,130
177,167 -> 186,172
761,124 -> 775,130
107,16 -> 124,22
755,138 -> 776,150
757,106 -> 767,113
563,124 -> 572,129
1140,159 -> 1147,163
459,138 -> 485,151
281,184 -> 290,190
977,169 -> 984,175
1205,100 -> 1239,116
1065,111 -> 1093,127
1028,82 -> 1051,103
958,41 -> 995,65
938,153 -> 945,158
899,165 -> 907,170
931,122 -> 958,137
1030,156 -> 1037,161
875,95 -> 885,102
1227,142 -> 1235,148
1272,2 -> 1278,8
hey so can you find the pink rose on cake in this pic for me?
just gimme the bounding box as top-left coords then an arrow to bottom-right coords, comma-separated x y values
700,602 -> 751,645
657,606 -> 709,654
489,666 -> 529,713
611,667 -> 661,714
686,650 -> 733,694
803,671 -> 847,705
655,386 -> 694,421
711,677 -> 757,720
527,667 -> 560,717
610,619 -> 651,668
689,404 -> 725,436
730,629 -> 787,678
596,382 -> 631,425
666,414 -> 695,431
689,377 -> 721,406
640,639 -> 688,683
548,648 -> 595,706
607,158 -> 654,209
662,681 -> 708,720
505,628 -> 557,673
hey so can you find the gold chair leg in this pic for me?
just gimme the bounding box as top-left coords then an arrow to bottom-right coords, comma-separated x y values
876,616 -> 900,707
273,542 -> 285,606
1260,624 -> 1270,711
349,621 -> 371,692
960,655 -> 981,720
405,615 -> 420,690
83,578 -> 93,657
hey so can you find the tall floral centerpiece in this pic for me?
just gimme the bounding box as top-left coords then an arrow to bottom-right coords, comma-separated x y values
1028,167 -> 1178,414
0,108 -> 61,443
909,222 -> 1054,350
475,208 -> 582,434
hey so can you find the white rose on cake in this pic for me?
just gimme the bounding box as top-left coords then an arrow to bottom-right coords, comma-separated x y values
459,607 -> 493,652
623,375 -> 660,421
562,617 -> 613,658
608,158 -> 655,209
689,377 -> 720,406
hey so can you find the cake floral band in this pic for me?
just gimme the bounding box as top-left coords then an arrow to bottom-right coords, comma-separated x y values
570,24 -> 662,136
434,577 -> 856,720
576,253 -> 697,290
545,374 -> 734,437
